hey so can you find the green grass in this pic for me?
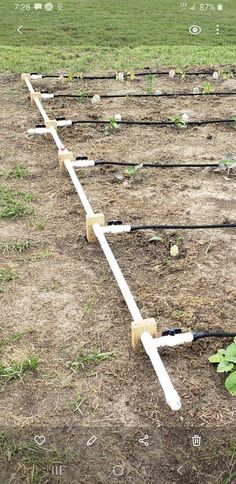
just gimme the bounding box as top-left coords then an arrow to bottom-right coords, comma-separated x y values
0,0 -> 235,48
0,187 -> 35,219
0,355 -> 39,383
71,350 -> 115,372
6,164 -> 28,180
70,392 -> 86,415
27,249 -> 53,262
0,267 -> 18,284
0,329 -> 35,350
0,240 -> 33,254
0,432 -> 73,483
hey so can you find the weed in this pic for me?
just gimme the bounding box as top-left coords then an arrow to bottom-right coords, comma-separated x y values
175,68 -> 185,79
0,267 -> 18,284
169,115 -> 187,128
0,240 -> 32,254
70,392 -> 86,414
35,216 -> 47,230
0,329 -> 35,349
7,164 -> 28,180
28,249 -> 53,262
0,355 -> 39,383
209,337 -> 236,396
77,88 -> 87,102
0,187 -> 35,219
83,297 -> 96,316
218,153 -> 236,174
71,350 -> 115,372
175,309 -> 185,318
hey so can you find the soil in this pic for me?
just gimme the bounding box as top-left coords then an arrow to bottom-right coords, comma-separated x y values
0,68 -> 236,483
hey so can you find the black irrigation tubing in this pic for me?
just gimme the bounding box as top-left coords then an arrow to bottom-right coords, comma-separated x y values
71,118 -> 233,127
32,69 -> 236,80
130,223 -> 236,231
54,91 -> 236,99
193,331 -> 236,341
92,160 -> 219,168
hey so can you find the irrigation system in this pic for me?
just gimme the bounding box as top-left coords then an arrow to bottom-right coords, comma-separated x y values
22,71 -> 236,412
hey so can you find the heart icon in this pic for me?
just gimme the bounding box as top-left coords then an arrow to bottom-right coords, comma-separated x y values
34,435 -> 46,446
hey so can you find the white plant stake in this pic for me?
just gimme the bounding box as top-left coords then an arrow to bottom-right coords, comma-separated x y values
182,113 -> 189,122
169,69 -> 175,79
212,71 -> 219,80
155,89 -> 162,96
92,94 -> 101,104
193,87 -> 200,94
115,114 -> 122,122
117,72 -> 124,81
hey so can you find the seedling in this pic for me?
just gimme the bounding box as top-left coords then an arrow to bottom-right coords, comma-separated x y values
219,68 -> 234,80
218,154 -> 236,174
0,329 -> 35,349
169,115 -> 187,128
209,337 -> 236,396
126,69 -> 136,81
146,74 -> 156,95
77,88 -> 87,102
202,81 -> 212,94
70,392 -> 86,414
108,116 -> 120,130
232,116 -> 236,129
124,164 -> 143,178
175,68 -> 185,79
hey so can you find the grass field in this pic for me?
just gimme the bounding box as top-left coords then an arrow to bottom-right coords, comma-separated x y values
0,0 -> 235,73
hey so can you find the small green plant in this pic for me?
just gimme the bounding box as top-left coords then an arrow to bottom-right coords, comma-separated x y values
70,392 -> 86,414
175,68 -> 185,79
219,68 -> 234,80
0,355 -> 39,383
108,116 -> 120,130
0,187 -> 35,219
124,164 -> 143,178
35,216 -> 47,230
77,88 -> 87,102
0,267 -> 18,284
209,337 -> 236,396
202,81 -> 212,94
0,240 -> 32,254
146,74 -> 156,95
7,164 -> 28,180
28,249 -> 53,262
126,69 -> 136,81
169,115 -> 187,128
218,154 -> 236,174
71,350 -> 115,372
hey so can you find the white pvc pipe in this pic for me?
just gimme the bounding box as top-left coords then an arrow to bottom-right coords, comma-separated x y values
154,332 -> 194,348
50,127 -> 65,150
57,119 -> 72,127
71,160 -> 95,168
93,223 -> 142,322
64,160 -> 94,216
141,332 -> 182,411
102,225 -> 131,234
31,74 -> 43,80
34,96 -> 50,123
28,128 -> 50,135
41,93 -> 54,100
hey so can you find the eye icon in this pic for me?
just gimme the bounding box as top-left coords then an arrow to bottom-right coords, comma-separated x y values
189,25 -> 202,35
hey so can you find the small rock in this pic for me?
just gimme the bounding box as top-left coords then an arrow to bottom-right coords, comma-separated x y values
170,245 -> 179,257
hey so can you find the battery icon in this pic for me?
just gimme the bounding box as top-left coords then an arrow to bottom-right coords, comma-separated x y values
217,3 -> 223,10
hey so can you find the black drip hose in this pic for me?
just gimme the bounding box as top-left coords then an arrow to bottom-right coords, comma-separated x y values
94,160 -> 218,168
34,70 -> 236,80
54,92 -> 236,99
131,223 -> 236,231
193,331 -> 236,340
71,119 -> 233,126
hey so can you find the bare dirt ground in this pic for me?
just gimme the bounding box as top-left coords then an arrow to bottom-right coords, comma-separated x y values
0,69 -> 236,483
